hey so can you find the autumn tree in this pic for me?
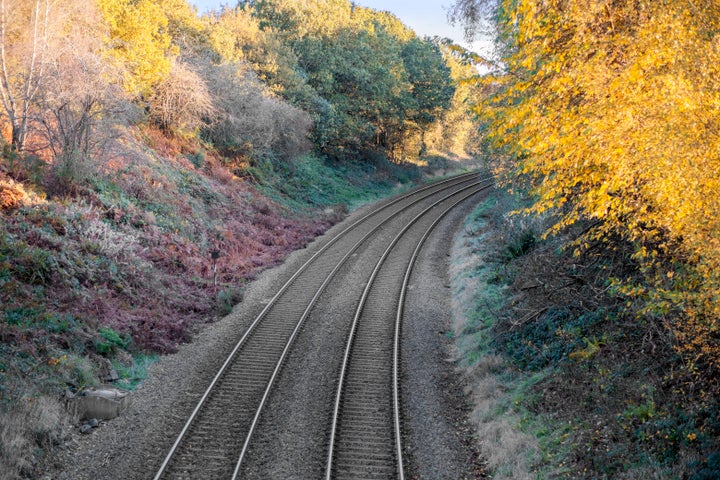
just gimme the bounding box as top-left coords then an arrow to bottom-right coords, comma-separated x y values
0,0 -> 52,151
0,0 -> 129,187
201,61 -> 312,160
454,0 -> 720,387
208,6 -> 316,107
424,39 -> 484,156
148,60 -> 215,135
32,1 -> 130,193
96,0 -> 176,98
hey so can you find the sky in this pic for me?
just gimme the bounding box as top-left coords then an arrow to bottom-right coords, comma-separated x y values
188,0 -> 487,54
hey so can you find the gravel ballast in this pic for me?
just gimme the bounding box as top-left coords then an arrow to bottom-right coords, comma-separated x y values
41,185 -> 487,480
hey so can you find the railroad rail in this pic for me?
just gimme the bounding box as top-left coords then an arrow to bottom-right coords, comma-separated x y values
153,172 -> 494,479
324,185 -> 494,479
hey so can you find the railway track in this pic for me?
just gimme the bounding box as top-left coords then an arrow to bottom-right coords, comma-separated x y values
153,172 -> 494,479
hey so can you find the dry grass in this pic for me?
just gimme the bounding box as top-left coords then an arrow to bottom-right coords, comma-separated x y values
466,355 -> 541,479
0,175 -> 32,211
450,195 -> 541,479
0,396 -> 70,479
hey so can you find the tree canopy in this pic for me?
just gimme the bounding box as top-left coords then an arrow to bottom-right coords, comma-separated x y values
0,0 -> 474,168
238,0 -> 457,160
454,0 -> 720,391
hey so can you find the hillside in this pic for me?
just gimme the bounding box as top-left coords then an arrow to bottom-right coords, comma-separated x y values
449,1 -> 720,478
0,1 -> 484,477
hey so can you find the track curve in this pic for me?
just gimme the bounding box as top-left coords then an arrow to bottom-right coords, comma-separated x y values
153,172 -> 493,479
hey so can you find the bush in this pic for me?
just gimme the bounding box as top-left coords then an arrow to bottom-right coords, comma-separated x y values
148,61 -> 216,134
203,62 -> 312,161
94,327 -> 130,355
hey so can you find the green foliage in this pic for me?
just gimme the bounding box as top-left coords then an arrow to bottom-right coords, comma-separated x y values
94,327 -> 130,355
498,308 -> 606,371
690,452 -> 720,480
401,38 -> 455,129
238,0 -> 457,162
4,308 -> 77,335
242,153 -> 406,212
187,151 -> 204,169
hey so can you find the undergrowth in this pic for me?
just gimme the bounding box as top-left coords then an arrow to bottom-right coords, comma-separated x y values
452,188 -> 716,479
0,127 -> 427,479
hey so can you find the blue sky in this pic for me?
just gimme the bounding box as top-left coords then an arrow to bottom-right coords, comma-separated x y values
188,1 -> 484,53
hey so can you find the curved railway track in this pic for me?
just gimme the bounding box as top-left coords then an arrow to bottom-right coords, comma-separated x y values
153,172 -> 494,479
324,186 -> 490,480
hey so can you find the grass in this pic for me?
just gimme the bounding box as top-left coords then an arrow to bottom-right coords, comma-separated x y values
240,153 -> 412,213
113,354 -> 157,391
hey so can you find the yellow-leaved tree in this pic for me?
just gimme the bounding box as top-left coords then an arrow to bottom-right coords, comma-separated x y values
96,0 -> 177,97
473,0 -> 720,386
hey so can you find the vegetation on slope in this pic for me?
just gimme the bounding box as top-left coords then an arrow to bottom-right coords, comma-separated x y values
0,130 -> 407,476
454,191 -> 720,478
0,0 -> 484,477
449,0 -> 720,477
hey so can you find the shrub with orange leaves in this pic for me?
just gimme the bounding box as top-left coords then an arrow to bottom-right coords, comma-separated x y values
0,175 -> 31,211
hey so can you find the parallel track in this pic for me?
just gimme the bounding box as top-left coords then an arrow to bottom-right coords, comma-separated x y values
153,172 -> 493,479
324,183 -> 494,479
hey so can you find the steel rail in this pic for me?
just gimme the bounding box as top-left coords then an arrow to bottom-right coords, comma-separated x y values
153,172 -> 485,479
229,178 -> 488,479
324,180 -> 495,480
391,180 -> 496,480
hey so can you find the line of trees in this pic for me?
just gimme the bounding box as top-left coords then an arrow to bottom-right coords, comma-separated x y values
0,0 -> 481,193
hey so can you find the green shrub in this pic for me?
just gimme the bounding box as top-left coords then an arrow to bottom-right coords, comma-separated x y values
113,354 -> 157,390
94,327 -> 130,355
13,245 -> 57,286
497,308 -> 607,371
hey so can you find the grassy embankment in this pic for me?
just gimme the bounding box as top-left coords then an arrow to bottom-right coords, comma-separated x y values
0,126 -> 434,477
452,187 -> 719,479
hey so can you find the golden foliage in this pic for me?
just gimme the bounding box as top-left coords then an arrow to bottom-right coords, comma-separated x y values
96,0 -> 177,96
0,174 -> 30,210
482,0 -> 720,379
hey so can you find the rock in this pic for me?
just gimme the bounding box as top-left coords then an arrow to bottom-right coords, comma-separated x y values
79,424 -> 93,434
69,385 -> 131,421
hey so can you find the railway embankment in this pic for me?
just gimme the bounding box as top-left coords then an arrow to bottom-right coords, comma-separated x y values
38,171 -> 488,479
450,189 -> 713,479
